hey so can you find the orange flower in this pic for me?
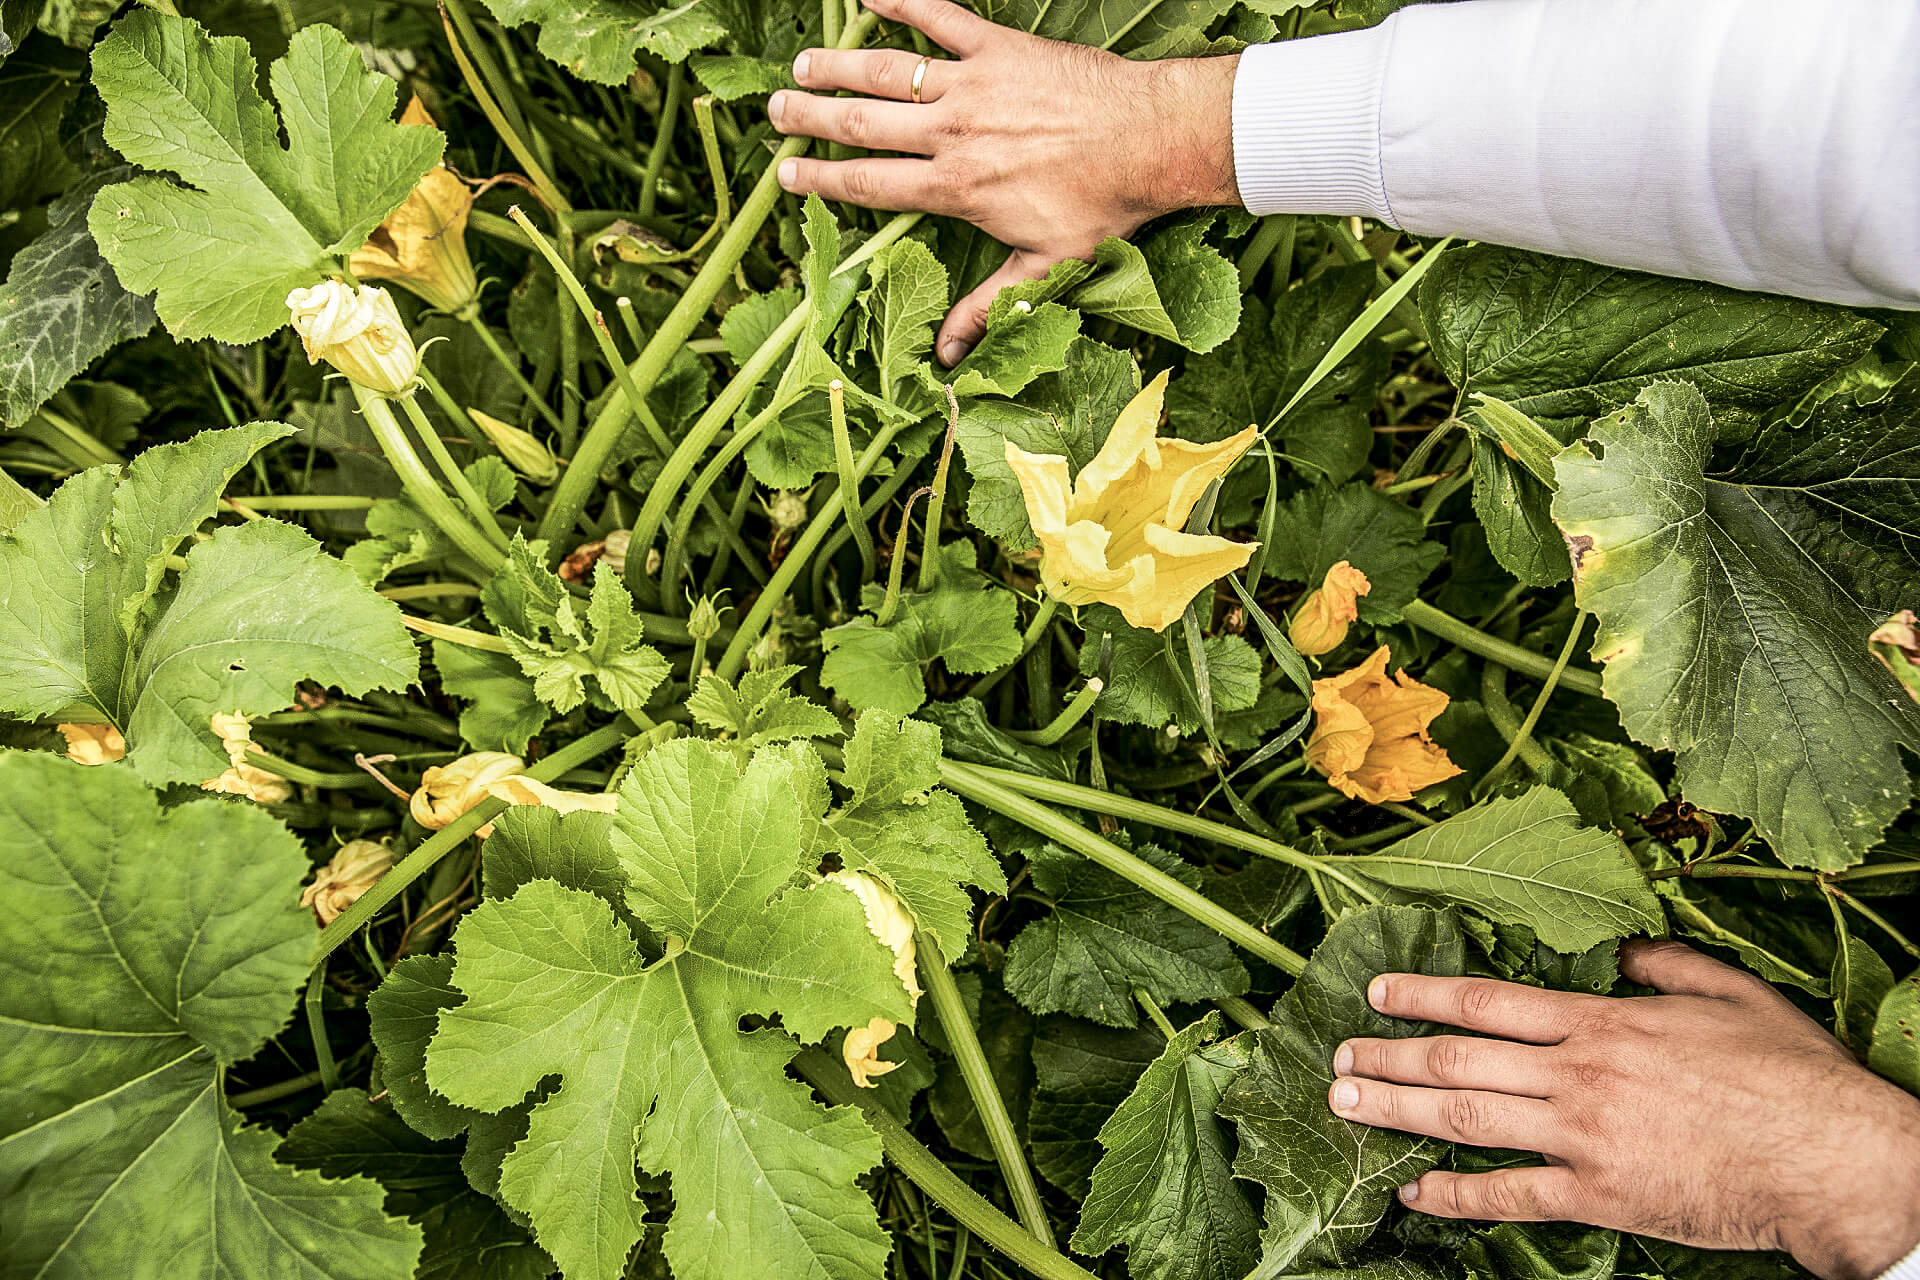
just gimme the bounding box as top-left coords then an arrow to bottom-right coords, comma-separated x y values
1289,560 -> 1371,656
1305,646 -> 1461,803
58,723 -> 125,766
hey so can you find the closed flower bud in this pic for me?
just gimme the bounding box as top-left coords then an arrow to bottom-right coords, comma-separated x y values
58,723 -> 125,766
1290,560 -> 1372,657
843,1017 -> 902,1089
349,99 -> 480,317
1870,610 -> 1920,705
201,712 -> 293,805
469,408 -> 558,482
286,280 -> 420,396
687,593 -> 725,642
766,489 -> 810,534
300,839 -> 395,925
411,751 -> 524,834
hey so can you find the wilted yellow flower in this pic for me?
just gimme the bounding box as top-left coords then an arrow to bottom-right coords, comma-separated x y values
201,712 -> 293,805
349,99 -> 480,317
1004,371 -> 1259,633
560,529 -> 631,582
469,408 -> 558,482
1305,646 -> 1461,804
1870,610 -> 1920,705
58,723 -> 125,766
300,840 -> 395,926
1290,560 -> 1372,657
411,751 -> 524,834
484,775 -> 620,818
844,1017 -> 902,1089
286,280 -> 420,396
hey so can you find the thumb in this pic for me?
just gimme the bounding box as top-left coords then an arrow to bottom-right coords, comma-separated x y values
1619,938 -> 1763,1001
937,248 -> 1053,367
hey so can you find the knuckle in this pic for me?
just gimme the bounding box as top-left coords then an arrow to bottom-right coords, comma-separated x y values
1477,1177 -> 1528,1219
839,104 -> 874,144
1457,981 -> 1503,1024
1556,1055 -> 1617,1094
863,56 -> 895,94
1426,1038 -> 1472,1084
1443,1092 -> 1491,1139
842,165 -> 881,203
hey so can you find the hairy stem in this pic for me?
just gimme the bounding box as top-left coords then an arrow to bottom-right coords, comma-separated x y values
1402,599 -> 1604,699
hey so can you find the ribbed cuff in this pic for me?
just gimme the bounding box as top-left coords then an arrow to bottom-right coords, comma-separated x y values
1232,21 -> 1397,222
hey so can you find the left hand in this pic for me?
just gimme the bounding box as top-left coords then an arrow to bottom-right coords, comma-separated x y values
769,0 -> 1240,365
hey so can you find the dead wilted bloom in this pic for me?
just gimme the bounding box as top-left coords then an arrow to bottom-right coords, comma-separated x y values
411,751 -> 617,837
349,97 -> 480,317
1305,646 -> 1461,804
483,775 -> 620,819
1290,560 -> 1372,657
1004,371 -> 1258,632
1870,610 -> 1920,705
300,840 -> 395,926
58,723 -> 125,766
827,869 -> 922,1087
201,712 -> 293,805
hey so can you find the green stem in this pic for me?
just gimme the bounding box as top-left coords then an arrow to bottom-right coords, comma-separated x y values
1475,611 -> 1588,795
811,459 -> 919,610
354,387 -> 503,574
465,317 -> 567,435
917,391 -> 959,593
402,615 -> 513,653
1215,994 -> 1272,1031
970,597 -> 1058,701
310,719 -> 632,965
793,1049 -> 1099,1280
379,581 -> 482,602
243,750 -> 376,790
440,0 -> 571,213
228,1067 -> 326,1109
1134,988 -> 1179,1040
874,487 -> 928,628
1004,679 -> 1102,747
917,938 -> 1056,1249
397,394 -> 510,549
544,10 -> 888,550
226,494 -> 376,511
305,967 -> 338,1091
1831,887 -> 1920,960
1402,600 -> 1604,699
1235,215 -> 1293,292
1328,218 -> 1426,343
829,379 -> 876,581
639,64 -> 686,221
939,761 -> 1310,976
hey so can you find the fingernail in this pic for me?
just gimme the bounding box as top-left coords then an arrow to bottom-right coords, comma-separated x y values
777,158 -> 798,189
1367,975 -> 1388,1008
768,91 -> 788,127
1332,1042 -> 1354,1076
1330,1079 -> 1360,1113
792,52 -> 811,80
939,339 -> 966,366
1399,1180 -> 1420,1203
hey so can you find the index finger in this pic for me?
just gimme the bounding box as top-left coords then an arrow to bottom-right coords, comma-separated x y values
862,0 -> 998,56
1368,973 -> 1597,1045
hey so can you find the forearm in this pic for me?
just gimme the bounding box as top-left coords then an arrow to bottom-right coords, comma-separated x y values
1232,0 -> 1920,309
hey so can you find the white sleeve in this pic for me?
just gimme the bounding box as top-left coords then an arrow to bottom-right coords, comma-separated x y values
1230,0 -> 1920,310
1884,1240 -> 1920,1280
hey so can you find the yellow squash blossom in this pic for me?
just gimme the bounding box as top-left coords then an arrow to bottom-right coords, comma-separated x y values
201,712 -> 293,805
1870,610 -> 1920,705
349,97 -> 481,317
300,839 -> 395,926
1305,646 -> 1461,804
410,751 -> 524,834
1004,371 -> 1258,632
827,870 -> 922,1088
286,280 -> 420,396
58,723 -> 125,766
484,775 -> 620,819
843,1017 -> 902,1088
1290,560 -> 1372,657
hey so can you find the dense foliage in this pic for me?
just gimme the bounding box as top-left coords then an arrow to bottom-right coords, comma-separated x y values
1,2 -> 1916,1280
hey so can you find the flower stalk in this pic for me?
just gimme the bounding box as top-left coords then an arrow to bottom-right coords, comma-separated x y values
351,384 -> 504,574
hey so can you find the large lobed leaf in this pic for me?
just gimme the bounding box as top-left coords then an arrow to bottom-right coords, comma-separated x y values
1552,379 -> 1920,869
477,0 -> 725,83
0,752 -> 421,1277
88,11 -> 444,342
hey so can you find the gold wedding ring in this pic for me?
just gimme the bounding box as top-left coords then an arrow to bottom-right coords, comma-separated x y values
910,55 -> 931,104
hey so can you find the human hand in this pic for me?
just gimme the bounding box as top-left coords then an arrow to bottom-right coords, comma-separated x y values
769,0 -> 1239,365
1330,939 -> 1920,1279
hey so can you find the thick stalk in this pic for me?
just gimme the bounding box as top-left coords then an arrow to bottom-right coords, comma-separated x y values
917,391 -> 959,592
310,718 -> 632,965
397,394 -> 510,549
639,64 -> 686,221
970,597 -> 1058,700
1475,611 -> 1589,795
440,0 -> 570,213
829,379 -> 877,581
793,1049 -> 1098,1280
917,938 -> 1056,1249
940,761 -> 1310,975
543,11 -> 887,548
465,317 -> 567,434
1402,599 -> 1603,698
1004,679 -> 1102,747
354,386 -> 503,573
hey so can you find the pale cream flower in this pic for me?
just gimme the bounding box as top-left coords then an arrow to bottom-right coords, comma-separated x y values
300,839 -> 395,926
349,98 -> 480,318
58,723 -> 125,766
201,712 -> 293,805
484,775 -> 620,818
1003,371 -> 1259,633
410,751 -> 524,834
1290,560 -> 1372,657
844,1017 -> 903,1089
286,280 -> 420,396
1305,646 -> 1461,804
469,408 -> 557,482
1870,609 -> 1920,705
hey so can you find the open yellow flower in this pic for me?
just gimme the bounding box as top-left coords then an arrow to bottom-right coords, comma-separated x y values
843,1017 -> 902,1088
1004,371 -> 1258,632
349,98 -> 480,317
300,839 -> 395,926
1305,646 -> 1461,803
1290,560 -> 1372,656
58,723 -> 125,766
201,712 -> 293,805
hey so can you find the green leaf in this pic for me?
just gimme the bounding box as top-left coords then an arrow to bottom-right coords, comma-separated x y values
821,711 -> 1008,960
0,45 -> 79,208
1030,1017 -> 1162,1198
88,12 -> 444,342
432,640 -> 552,754
1219,906 -> 1466,1270
1552,380 -> 1920,869
0,426 -> 419,786
1068,220 -> 1241,354
490,539 -> 670,716
978,0 -> 1236,57
1469,434 -> 1569,586
1005,840 -> 1249,1027
821,541 -> 1023,716
1073,1012 -> 1259,1280
426,738 -> 915,1280
953,336 -> 1138,546
947,292 -> 1081,399
688,52 -> 791,99
1869,968 -> 1920,1093
917,696 -> 1084,782
860,237 -> 949,403
1077,604 -> 1262,732
1420,244 -> 1883,435
1832,934 -> 1895,1055
0,166 -> 158,429
369,954 -> 484,1142
0,751 -> 422,1277
688,662 -> 843,750
1167,263 -> 1388,479
1262,482 -> 1444,624
1341,787 -> 1664,953
478,0 -> 725,81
